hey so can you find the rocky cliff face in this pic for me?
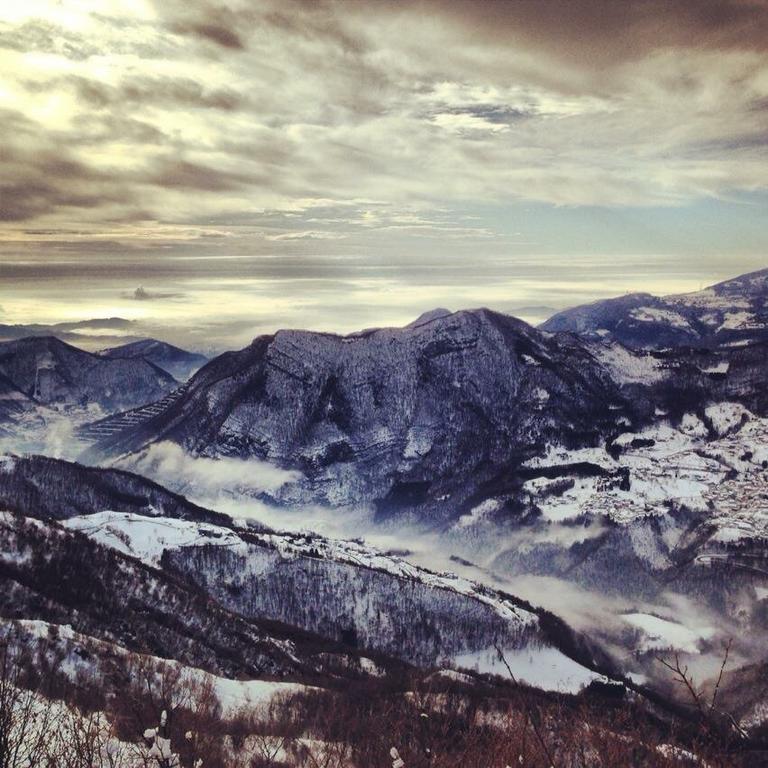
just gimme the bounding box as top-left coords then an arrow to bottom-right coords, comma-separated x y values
87,309 -> 633,517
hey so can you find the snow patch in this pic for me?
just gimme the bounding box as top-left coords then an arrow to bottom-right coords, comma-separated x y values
453,645 -> 602,693
718,311 -> 756,331
63,511 -> 244,567
454,499 -> 501,529
679,413 -> 708,438
629,307 -> 691,330
704,402 -> 749,436
624,613 -> 715,654
588,342 -> 664,384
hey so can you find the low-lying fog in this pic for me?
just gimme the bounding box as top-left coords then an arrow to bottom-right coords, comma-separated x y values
112,442 -> 751,687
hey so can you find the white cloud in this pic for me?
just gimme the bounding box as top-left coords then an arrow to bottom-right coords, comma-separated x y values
120,441 -> 301,498
2,0 -> 768,235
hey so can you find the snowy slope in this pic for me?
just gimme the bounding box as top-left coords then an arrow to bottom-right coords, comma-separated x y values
520,406 -> 768,541
64,510 -> 538,632
542,267 -> 768,349
5,617 -> 309,715
622,613 -> 715,654
64,511 -> 244,566
0,510 -> 413,683
453,645 -> 603,693
61,509 -> 611,685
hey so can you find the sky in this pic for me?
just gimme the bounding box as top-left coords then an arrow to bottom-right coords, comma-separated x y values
1,0 -> 768,352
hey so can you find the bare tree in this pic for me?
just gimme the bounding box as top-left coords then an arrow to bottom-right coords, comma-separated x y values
494,643 -> 557,768
50,707 -> 129,768
107,655 -> 229,768
656,639 -> 748,750
0,634 -> 59,768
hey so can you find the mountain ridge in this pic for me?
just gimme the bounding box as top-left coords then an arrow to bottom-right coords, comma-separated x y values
99,338 -> 208,381
0,335 -> 178,412
83,307 -> 634,518
541,266 -> 768,349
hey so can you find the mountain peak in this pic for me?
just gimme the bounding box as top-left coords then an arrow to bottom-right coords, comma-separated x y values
407,308 -> 453,328
100,338 -> 208,381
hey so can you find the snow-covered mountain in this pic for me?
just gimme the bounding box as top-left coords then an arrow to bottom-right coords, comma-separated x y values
484,407 -> 768,624
0,317 -> 138,349
541,267 -> 768,349
82,308 -> 633,519
99,339 -> 208,382
3,268 -> 768,743
0,336 -> 178,412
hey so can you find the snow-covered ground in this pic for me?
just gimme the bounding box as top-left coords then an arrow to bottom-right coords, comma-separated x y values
629,307 -> 692,330
623,613 -> 716,654
64,509 -> 539,632
64,510 -> 244,566
587,341 -> 666,384
452,645 -> 602,693
521,405 -> 768,542
5,617 -> 308,715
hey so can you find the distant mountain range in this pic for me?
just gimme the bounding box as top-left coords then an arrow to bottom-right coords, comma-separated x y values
99,338 -> 208,381
0,317 -> 142,350
0,318 -> 211,371
541,267 -> 768,349
0,336 -> 177,412
80,269 -> 768,521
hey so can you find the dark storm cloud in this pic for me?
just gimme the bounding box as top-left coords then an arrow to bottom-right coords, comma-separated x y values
407,0 -> 768,62
68,114 -> 167,146
262,4 -> 369,55
0,107 -> 145,223
0,182 -> 105,223
174,21 -> 245,50
161,2 -> 252,50
117,76 -> 244,110
152,0 -> 768,77
159,0 -> 367,54
0,149 -> 133,223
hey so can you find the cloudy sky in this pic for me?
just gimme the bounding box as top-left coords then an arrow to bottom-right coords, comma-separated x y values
1,0 -> 768,351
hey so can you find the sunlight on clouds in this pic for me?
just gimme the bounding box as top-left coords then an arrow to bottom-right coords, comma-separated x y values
0,0 -> 767,346
0,0 -> 153,25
